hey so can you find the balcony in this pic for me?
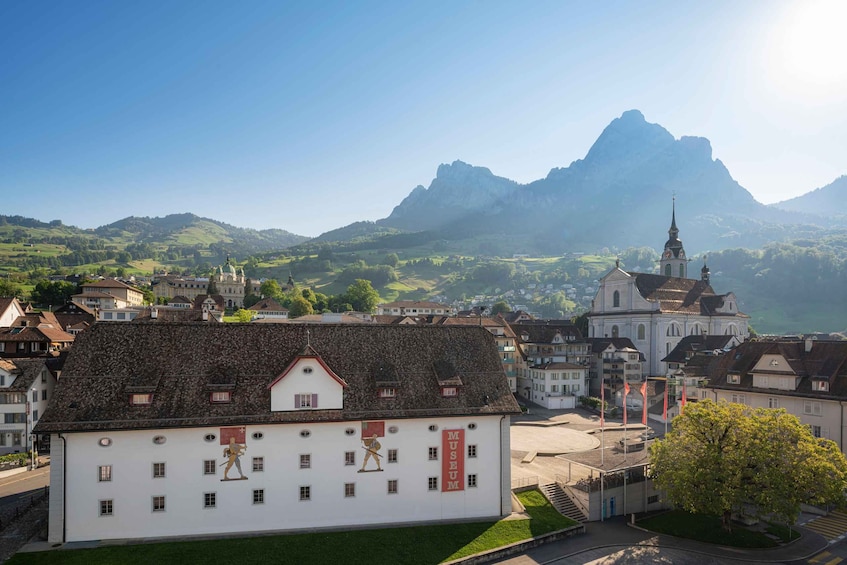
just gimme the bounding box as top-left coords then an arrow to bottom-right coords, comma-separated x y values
498,345 -> 516,352
501,358 -> 515,364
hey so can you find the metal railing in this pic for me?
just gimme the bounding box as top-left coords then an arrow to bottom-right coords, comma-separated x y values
511,475 -> 539,490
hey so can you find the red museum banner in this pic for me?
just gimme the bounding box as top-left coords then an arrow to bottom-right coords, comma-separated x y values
442,429 -> 464,492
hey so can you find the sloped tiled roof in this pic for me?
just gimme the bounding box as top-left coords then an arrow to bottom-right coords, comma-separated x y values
132,308 -> 219,323
0,325 -> 75,343
35,323 -> 519,433
83,279 -> 140,291
379,301 -> 451,310
247,298 -> 288,313
662,335 -> 739,363
509,321 -> 583,344
629,273 -> 747,317
7,358 -> 51,392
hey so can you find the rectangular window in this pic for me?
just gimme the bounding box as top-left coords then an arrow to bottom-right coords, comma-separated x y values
253,489 -> 265,505
468,474 -> 478,488
299,486 -> 311,501
428,477 -> 438,491
32,409 -> 38,422
428,447 -> 438,461
32,390 -> 37,403
812,425 -> 822,438
344,483 -> 355,498
41,389 -> 47,400
648,495 -> 660,504
298,393 -> 313,408
379,388 -> 396,398
388,479 -> 398,494
252,457 -> 264,472
99,499 -> 113,516
204,492 -> 216,509
300,454 -> 311,469
98,465 -> 112,482
130,393 -> 152,406
768,397 -> 779,409
152,462 -> 165,478
387,449 -> 398,463
731,394 -> 746,405
804,400 -> 823,416
210,391 -> 232,403
441,387 -> 458,397
4,413 -> 25,424
727,374 -> 740,384
152,496 -> 165,512
204,460 -> 216,475
813,381 -> 830,392
345,451 -> 355,466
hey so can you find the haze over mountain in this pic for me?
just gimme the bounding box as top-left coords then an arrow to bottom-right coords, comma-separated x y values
359,110 -> 846,254
771,176 -> 847,218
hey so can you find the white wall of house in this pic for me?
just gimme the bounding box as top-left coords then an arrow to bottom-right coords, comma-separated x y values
0,365 -> 54,455
269,359 -> 345,411
53,415 -> 510,543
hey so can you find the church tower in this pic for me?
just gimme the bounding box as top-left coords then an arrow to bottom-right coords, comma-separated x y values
660,198 -> 688,278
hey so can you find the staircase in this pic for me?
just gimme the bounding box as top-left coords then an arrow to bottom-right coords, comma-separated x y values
539,482 -> 587,522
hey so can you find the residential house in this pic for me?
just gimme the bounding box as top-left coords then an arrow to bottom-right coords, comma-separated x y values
0,312 -> 75,357
72,279 -> 145,310
0,358 -> 58,455
510,321 -> 589,402
37,323 -> 519,543
440,316 -> 518,393
377,301 -> 455,316
248,298 -> 289,321
0,298 -> 27,328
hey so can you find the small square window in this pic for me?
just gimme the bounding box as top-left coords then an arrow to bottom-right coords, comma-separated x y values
300,486 -> 311,501
253,489 -> 265,505
428,477 -> 438,491
204,460 -> 216,475
379,388 -> 396,398
152,495 -> 166,512
441,387 -> 458,397
300,454 -> 311,469
428,447 -> 438,461
468,474 -> 478,488
468,445 -> 477,458
344,483 -> 355,498
204,492 -> 216,508
152,462 -> 166,478
388,479 -> 398,494
211,391 -> 231,403
345,451 -> 355,466
252,457 -> 264,472
130,393 -> 152,406
387,449 -> 398,463
98,465 -> 112,482
99,499 -> 113,516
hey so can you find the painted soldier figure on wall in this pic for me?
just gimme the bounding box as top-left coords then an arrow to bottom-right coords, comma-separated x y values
222,436 -> 247,480
360,433 -> 382,472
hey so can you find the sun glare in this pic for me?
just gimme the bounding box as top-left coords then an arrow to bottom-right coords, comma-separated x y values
774,0 -> 847,89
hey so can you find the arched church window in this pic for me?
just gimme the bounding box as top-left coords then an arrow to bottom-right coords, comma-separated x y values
637,324 -> 645,341
665,264 -> 672,277
666,324 -> 680,337
611,325 -> 619,338
613,290 -> 620,308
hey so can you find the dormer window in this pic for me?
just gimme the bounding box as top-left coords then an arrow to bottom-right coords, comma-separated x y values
727,374 -> 740,385
297,393 -> 318,408
378,388 -> 396,398
211,391 -> 232,403
441,387 -> 458,397
130,393 -> 153,406
812,380 -> 829,392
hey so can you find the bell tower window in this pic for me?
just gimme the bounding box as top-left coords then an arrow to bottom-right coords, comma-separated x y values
612,290 -> 620,308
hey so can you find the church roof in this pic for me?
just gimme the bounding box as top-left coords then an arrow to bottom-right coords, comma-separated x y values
34,323 -> 519,433
630,273 -> 743,316
662,335 -> 740,363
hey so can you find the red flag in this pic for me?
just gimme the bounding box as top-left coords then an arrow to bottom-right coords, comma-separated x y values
662,383 -> 668,421
681,382 -> 687,410
362,421 -> 385,438
600,380 -> 605,428
220,426 -> 246,445
640,381 -> 648,425
623,382 -> 630,426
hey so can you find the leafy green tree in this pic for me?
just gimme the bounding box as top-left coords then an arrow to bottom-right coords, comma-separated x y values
301,288 -> 316,304
207,275 -> 219,295
289,296 -> 314,318
244,278 -> 255,301
0,279 -> 23,299
650,400 -> 847,531
381,253 -> 400,268
243,294 -> 261,308
491,300 -> 512,315
260,279 -> 282,300
571,312 -> 589,337
141,287 -> 155,305
342,279 -> 380,313
232,309 -> 253,323
30,280 -> 77,307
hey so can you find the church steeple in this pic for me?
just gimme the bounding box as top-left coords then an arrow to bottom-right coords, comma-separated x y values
660,196 -> 688,278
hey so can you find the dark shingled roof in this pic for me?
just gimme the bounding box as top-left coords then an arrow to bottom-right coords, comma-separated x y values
509,321 -> 583,344
705,340 -> 847,400
35,323 -> 519,434
7,358 -> 55,392
662,335 -> 739,363
628,272 -> 747,317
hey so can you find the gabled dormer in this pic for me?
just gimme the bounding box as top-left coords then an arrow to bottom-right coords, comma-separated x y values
269,345 -> 347,411
433,360 -> 463,398
372,361 -> 400,399
751,353 -> 800,390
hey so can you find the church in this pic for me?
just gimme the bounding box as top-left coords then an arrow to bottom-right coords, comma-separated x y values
588,203 -> 749,376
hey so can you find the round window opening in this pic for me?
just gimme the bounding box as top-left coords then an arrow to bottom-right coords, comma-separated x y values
388,426 -> 398,434
204,433 -> 217,443
468,423 -> 477,430
303,367 -> 313,374
252,432 -> 264,440
345,428 -> 355,436
152,435 -> 166,445
300,430 -> 311,438
428,424 -> 438,432
98,437 -> 112,447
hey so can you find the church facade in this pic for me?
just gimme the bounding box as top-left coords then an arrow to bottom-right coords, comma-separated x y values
588,204 -> 749,376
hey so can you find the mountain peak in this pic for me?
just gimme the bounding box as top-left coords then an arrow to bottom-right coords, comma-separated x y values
583,110 -> 675,166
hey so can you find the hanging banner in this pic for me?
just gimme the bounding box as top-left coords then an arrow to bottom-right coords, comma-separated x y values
442,429 -> 464,492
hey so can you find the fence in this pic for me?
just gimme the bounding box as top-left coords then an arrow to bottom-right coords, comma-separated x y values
0,486 -> 49,532
511,476 -> 539,491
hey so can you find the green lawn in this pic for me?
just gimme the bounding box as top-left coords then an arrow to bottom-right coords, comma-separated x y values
638,510 -> 795,548
8,490 -> 576,565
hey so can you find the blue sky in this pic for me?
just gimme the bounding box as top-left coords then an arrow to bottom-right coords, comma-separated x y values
2,0 -> 845,237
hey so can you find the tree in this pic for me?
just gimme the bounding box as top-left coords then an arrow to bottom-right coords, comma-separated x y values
232,309 -> 253,323
650,400 -> 847,531
491,300 -> 512,315
381,253 -> 400,268
342,279 -> 380,313
244,278 -> 255,302
0,279 -> 23,299
289,296 -> 314,318
260,279 -> 282,300
207,275 -> 219,295
30,280 -> 77,307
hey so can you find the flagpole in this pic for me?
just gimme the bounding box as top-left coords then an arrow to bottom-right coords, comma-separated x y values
601,378 -> 605,467
663,380 -> 669,436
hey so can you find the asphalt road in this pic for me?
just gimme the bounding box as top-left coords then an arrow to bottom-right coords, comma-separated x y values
0,468 -> 49,510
